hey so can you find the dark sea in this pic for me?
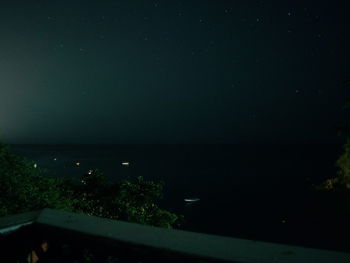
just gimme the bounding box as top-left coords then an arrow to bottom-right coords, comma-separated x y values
9,143 -> 350,252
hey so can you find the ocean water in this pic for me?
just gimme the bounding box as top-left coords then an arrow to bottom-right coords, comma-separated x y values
9,143 -> 349,251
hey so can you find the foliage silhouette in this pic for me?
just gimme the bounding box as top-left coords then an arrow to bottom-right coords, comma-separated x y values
316,80 -> 350,215
0,143 -> 182,228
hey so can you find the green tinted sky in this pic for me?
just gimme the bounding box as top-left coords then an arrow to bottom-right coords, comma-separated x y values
1,0 -> 350,143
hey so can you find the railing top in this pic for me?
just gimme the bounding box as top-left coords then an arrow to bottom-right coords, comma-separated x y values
0,210 -> 41,233
1,209 -> 350,263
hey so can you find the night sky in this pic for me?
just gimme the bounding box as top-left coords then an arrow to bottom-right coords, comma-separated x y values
1,1 -> 350,144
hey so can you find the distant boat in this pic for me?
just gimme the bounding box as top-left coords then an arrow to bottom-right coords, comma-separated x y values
184,198 -> 200,202
121,162 -> 130,166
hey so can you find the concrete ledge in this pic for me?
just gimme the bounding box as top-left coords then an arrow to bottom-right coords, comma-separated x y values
2,208 -> 350,262
0,210 -> 41,234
